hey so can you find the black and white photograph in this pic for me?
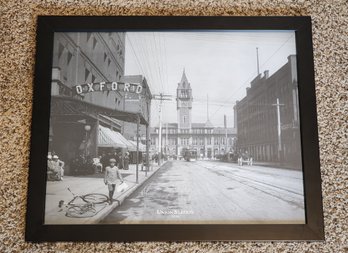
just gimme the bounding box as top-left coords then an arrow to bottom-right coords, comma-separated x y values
44,30 -> 305,225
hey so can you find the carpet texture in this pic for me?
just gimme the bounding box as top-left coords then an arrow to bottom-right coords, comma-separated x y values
0,0 -> 347,252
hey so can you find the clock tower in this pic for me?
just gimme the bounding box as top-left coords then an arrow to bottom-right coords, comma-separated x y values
177,69 -> 193,129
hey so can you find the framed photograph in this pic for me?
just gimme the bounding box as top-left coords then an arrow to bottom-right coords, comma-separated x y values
26,16 -> 324,241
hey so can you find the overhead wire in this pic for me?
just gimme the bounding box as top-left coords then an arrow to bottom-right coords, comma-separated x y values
209,33 -> 296,119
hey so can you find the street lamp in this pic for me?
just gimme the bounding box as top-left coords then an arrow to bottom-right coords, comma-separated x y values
84,124 -> 91,157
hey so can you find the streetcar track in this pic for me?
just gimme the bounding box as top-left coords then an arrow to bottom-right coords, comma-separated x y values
199,163 -> 305,209
205,161 -> 303,180
200,163 -> 303,196
188,162 -> 260,220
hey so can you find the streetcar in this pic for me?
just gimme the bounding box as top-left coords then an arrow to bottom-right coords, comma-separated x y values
184,149 -> 198,162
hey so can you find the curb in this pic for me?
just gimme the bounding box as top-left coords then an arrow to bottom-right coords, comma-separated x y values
87,161 -> 169,224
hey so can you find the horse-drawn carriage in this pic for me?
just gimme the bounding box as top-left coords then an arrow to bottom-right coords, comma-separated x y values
237,152 -> 253,166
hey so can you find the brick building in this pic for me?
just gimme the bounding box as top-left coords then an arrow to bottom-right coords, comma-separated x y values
234,55 -> 301,168
49,32 -> 151,173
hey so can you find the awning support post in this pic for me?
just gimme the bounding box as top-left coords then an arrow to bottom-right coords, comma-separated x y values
146,124 -> 150,177
136,114 -> 140,184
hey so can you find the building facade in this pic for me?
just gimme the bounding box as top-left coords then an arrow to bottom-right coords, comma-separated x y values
234,55 -> 301,168
49,32 -> 151,173
150,70 -> 236,158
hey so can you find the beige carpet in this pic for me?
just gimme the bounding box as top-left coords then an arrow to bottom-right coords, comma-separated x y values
0,0 -> 347,252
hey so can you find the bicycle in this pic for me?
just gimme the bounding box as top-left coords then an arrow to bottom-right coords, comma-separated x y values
63,188 -> 109,218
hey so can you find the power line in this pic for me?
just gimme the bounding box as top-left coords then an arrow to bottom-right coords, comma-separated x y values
209,33 -> 295,119
152,32 -> 165,93
126,33 -> 161,119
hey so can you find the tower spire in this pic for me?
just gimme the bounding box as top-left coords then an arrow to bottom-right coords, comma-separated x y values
180,67 -> 189,87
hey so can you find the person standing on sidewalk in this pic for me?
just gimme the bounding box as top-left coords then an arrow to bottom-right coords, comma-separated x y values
104,158 -> 124,204
117,151 -> 123,170
51,155 -> 65,181
124,152 -> 129,170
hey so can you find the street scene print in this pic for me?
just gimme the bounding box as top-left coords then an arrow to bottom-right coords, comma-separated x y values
45,31 -> 305,224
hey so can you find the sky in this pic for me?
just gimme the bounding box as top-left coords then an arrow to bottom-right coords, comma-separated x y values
124,31 -> 297,128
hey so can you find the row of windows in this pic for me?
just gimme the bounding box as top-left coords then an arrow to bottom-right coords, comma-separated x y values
178,89 -> 191,98
181,138 -> 189,145
154,128 -> 215,134
86,32 -> 124,58
57,39 -> 123,85
151,137 -> 235,146
192,138 -> 205,145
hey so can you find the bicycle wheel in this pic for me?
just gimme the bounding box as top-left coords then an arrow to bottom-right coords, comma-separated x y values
66,205 -> 96,218
82,193 -> 109,204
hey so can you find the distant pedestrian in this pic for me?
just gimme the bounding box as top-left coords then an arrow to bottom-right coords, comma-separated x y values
124,152 -> 129,170
100,152 -> 108,169
93,156 -> 103,173
142,153 -> 150,171
117,152 -> 123,169
104,158 -> 124,204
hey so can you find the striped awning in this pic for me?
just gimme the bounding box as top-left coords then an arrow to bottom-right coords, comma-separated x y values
98,125 -> 133,149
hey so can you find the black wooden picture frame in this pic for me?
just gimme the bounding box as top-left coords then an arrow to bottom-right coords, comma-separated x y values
25,16 -> 324,242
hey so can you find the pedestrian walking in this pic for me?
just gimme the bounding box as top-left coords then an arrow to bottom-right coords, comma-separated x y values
104,158 -> 124,204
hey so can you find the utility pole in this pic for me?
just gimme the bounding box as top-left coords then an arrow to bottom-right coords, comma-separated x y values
153,93 -> 172,165
136,114 -> 140,184
224,114 -> 227,154
256,47 -> 260,75
272,98 -> 284,162
135,94 -> 143,184
166,122 -> 168,156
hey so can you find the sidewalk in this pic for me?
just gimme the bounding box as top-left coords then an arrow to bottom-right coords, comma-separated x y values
44,161 -> 165,224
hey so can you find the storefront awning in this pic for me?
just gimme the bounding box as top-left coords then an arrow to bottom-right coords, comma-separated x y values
98,125 -> 134,149
51,96 -> 149,125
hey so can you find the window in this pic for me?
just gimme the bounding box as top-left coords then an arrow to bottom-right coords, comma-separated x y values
183,116 -> 186,124
181,138 -> 189,145
67,51 -> 72,65
85,69 -> 90,81
93,37 -> 98,49
58,43 -> 64,59
87,32 -> 92,41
